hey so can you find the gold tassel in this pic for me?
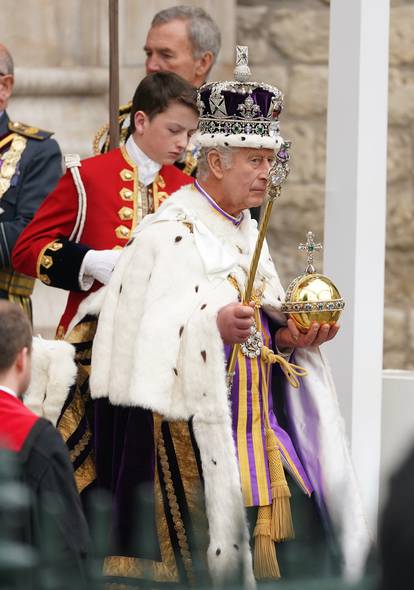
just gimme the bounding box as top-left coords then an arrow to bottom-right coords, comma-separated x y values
253,505 -> 280,580
266,428 -> 295,542
261,345 -> 308,389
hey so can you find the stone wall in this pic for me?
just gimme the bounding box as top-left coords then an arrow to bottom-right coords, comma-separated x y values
237,0 -> 414,369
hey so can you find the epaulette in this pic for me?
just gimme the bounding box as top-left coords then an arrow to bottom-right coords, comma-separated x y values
119,101 -> 132,115
8,120 -> 54,140
92,105 -> 131,155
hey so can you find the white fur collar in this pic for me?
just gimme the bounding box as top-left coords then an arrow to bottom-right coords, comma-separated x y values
133,184 -> 285,309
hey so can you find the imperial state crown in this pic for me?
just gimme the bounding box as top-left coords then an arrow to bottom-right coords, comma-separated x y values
194,45 -> 285,150
281,231 -> 345,332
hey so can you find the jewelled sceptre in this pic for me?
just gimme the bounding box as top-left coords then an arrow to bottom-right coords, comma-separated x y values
226,146 -> 291,388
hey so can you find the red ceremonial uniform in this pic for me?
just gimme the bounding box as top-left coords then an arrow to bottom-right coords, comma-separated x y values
12,147 -> 192,335
0,389 -> 38,452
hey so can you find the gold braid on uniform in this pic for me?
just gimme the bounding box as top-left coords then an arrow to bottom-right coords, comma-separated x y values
92,102 -> 132,155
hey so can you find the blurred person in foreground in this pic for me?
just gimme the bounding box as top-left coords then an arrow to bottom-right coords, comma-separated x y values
0,300 -> 89,579
379,445 -> 414,590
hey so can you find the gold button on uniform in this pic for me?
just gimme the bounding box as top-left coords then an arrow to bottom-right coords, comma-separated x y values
115,225 -> 130,239
120,169 -> 133,181
39,274 -> 51,285
41,254 -> 53,269
120,187 -> 133,200
49,241 -> 63,251
118,206 -> 133,221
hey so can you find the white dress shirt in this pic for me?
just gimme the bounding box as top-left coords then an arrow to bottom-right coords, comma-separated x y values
0,385 -> 17,398
125,135 -> 161,186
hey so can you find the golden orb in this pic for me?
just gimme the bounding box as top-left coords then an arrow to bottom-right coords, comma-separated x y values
281,232 -> 345,333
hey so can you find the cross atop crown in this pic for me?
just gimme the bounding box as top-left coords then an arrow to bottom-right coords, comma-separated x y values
298,231 -> 322,274
234,45 -> 251,82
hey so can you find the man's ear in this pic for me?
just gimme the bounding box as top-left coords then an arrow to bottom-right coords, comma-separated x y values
207,149 -> 224,180
15,346 -> 29,375
195,52 -> 213,81
0,74 -> 14,108
133,110 -> 149,136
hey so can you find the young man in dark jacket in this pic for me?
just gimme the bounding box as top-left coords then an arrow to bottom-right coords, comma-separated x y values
0,300 -> 89,581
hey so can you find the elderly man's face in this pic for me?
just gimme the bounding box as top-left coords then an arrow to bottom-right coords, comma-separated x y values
144,19 -> 205,87
0,73 -> 13,111
219,148 -> 275,215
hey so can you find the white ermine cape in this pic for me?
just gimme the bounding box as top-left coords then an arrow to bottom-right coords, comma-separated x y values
85,184 -> 370,586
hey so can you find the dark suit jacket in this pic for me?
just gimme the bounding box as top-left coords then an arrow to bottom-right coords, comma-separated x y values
0,390 -> 90,583
0,111 -> 62,269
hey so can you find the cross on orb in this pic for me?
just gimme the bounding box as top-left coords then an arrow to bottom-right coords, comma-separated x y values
298,231 -> 322,274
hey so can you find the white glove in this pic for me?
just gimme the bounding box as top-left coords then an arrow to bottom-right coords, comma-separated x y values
79,249 -> 121,290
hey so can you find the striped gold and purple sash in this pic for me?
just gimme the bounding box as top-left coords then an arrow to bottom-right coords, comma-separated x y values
228,312 -> 313,507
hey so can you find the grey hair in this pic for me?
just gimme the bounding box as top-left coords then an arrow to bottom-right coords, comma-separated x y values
152,5 -> 221,67
197,146 -> 238,181
0,45 -> 14,75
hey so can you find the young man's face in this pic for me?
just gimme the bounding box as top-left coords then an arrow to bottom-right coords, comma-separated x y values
144,19 -> 205,87
133,102 -> 198,165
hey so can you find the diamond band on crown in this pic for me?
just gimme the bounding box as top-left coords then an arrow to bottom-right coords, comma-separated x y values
199,118 -> 280,137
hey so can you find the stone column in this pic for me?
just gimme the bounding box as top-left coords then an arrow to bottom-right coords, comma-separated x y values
324,0 -> 390,529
